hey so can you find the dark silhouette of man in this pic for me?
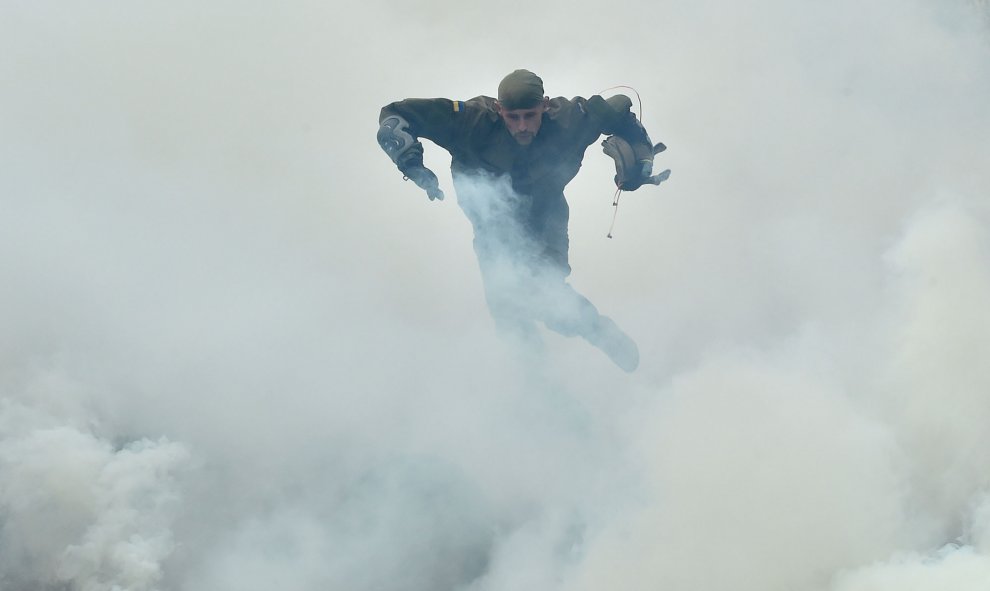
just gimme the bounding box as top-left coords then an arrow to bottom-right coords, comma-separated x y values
378,70 -> 667,372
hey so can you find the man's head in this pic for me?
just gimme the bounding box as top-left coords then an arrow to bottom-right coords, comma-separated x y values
496,69 -> 549,146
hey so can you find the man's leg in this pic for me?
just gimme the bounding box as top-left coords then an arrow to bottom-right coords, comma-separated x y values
531,201 -> 639,372
537,272 -> 640,373
582,314 -> 640,373
472,233 -> 547,357
453,173 -> 540,336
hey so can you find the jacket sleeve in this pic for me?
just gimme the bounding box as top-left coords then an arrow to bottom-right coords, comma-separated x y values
379,98 -> 461,151
584,94 -> 652,146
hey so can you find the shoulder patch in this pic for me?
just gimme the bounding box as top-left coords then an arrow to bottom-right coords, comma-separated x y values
452,100 -> 462,112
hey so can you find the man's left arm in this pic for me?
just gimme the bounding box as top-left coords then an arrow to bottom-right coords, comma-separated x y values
586,95 -> 670,191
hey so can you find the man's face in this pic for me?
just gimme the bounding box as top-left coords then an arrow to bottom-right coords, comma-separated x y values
498,98 -> 548,145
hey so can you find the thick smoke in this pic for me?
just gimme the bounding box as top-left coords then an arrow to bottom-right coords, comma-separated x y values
0,401 -> 188,591
2,0 -> 990,590
449,170 -> 628,364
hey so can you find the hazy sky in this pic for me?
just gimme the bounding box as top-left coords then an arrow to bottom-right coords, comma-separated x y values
2,1 -> 990,590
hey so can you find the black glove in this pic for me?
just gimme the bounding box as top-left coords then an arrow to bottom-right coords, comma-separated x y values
400,164 -> 445,201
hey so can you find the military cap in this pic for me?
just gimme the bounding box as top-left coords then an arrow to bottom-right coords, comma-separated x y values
497,69 -> 545,109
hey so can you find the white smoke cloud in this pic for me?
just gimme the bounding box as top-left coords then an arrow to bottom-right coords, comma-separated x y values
0,401 -> 188,591
2,0 -> 990,589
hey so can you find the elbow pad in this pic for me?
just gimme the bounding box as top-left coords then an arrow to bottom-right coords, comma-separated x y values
377,115 -> 423,169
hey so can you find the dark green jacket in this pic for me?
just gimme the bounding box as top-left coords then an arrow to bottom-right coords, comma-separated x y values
379,95 -> 649,200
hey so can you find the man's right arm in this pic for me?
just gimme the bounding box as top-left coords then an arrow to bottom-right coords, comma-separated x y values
377,99 -> 460,201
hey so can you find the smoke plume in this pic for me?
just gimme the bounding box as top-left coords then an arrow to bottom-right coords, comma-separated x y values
2,0 -> 990,589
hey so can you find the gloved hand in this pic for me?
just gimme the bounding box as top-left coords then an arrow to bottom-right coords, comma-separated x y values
400,164 -> 445,201
621,165 -> 671,191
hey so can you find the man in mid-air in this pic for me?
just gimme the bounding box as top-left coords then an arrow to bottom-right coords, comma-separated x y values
377,69 -> 668,372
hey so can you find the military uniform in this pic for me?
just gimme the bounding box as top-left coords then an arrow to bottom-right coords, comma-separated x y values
379,94 -> 648,270
378,83 -> 653,371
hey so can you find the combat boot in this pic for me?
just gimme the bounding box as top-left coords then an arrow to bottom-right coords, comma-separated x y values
585,315 -> 639,372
